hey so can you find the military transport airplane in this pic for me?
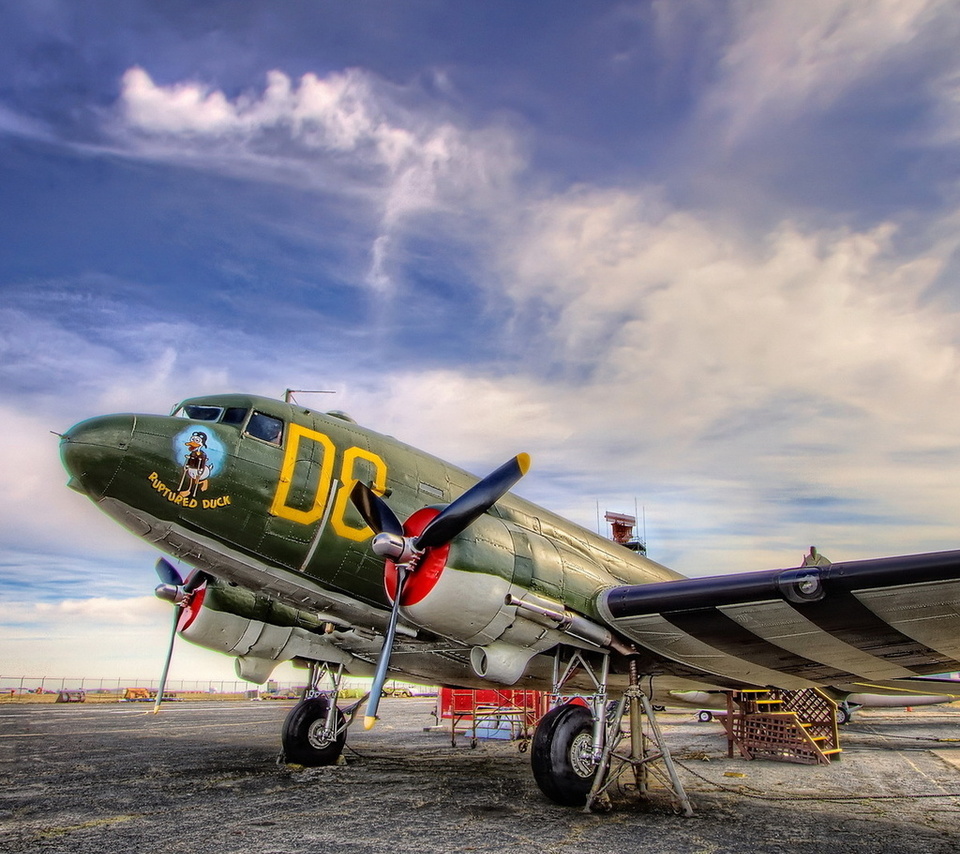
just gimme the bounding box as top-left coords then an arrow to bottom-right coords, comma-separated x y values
59,393 -> 960,808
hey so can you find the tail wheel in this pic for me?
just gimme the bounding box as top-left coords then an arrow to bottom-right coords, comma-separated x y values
531,703 -> 598,806
281,697 -> 347,766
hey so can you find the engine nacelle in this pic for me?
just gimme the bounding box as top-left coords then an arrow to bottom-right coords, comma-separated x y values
179,584 -> 367,683
397,513 -> 624,684
399,512 -> 518,645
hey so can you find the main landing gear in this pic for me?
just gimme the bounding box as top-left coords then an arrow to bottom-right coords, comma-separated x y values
282,655 -> 693,815
280,662 -> 355,766
531,702 -> 597,806
530,649 -> 694,815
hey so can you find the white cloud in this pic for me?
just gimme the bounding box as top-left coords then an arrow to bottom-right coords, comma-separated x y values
489,185 -> 960,568
1,594 -> 251,683
120,66 -> 418,163
0,403 -> 138,557
115,67 -> 523,293
506,187 -> 956,424
0,286 -> 259,417
25,595 -> 162,625
341,369 -> 572,471
696,0 -> 957,144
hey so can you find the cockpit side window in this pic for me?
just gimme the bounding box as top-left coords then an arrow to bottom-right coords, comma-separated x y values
181,405 -> 223,421
222,407 -> 248,425
245,411 -> 283,445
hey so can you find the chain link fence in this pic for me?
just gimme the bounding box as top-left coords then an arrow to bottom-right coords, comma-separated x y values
0,675 -> 413,701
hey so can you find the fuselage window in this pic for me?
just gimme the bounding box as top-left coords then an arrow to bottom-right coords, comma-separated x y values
222,407 -> 248,425
245,411 -> 284,445
182,405 -> 223,421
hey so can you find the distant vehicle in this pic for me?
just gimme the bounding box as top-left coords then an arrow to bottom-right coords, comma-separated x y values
121,687 -> 154,702
382,686 -> 413,698
263,690 -> 301,700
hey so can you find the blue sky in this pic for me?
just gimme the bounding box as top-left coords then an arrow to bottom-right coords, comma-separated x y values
4,1 -> 960,683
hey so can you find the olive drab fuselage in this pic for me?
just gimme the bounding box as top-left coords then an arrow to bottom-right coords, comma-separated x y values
60,393 -> 680,688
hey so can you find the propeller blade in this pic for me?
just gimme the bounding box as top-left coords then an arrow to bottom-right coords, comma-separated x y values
350,481 -> 404,537
155,557 -> 184,587
152,604 -> 180,714
363,567 -> 409,730
358,454 -> 529,729
414,453 -> 530,550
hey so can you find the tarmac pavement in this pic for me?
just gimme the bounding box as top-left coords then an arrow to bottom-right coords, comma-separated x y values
1,697 -> 959,853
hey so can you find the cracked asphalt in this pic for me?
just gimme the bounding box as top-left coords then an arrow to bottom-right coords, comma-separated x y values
2,697 -> 959,853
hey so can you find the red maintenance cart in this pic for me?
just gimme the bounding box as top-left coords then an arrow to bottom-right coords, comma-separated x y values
436,688 -> 550,748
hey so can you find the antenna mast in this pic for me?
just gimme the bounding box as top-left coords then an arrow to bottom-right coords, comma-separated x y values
284,389 -> 336,405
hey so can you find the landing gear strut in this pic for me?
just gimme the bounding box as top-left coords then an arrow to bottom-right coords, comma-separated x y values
280,661 -> 351,766
530,649 -> 693,815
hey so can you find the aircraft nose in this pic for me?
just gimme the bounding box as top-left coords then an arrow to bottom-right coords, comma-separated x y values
59,414 -> 135,498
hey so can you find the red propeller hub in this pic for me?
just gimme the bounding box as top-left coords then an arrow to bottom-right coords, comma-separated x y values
177,582 -> 207,631
384,508 -> 450,606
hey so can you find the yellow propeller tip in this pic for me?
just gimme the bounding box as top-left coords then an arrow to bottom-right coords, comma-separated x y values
517,452 -> 531,475
363,715 -> 378,730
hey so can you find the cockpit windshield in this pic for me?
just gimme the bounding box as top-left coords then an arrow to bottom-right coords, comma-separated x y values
173,399 -> 284,446
222,407 -> 248,424
176,404 -> 251,425
180,404 -> 223,421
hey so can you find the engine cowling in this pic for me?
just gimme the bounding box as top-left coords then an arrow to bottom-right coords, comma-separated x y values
178,582 -> 368,683
395,512 -> 621,683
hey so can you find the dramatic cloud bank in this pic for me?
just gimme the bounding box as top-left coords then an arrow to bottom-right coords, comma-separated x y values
4,1 -> 960,679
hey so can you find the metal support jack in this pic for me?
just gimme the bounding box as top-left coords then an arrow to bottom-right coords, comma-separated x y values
582,660 -> 694,816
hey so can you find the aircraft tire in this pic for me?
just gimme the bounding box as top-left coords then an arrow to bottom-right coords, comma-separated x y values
281,697 -> 347,766
531,703 -> 597,806
697,710 -> 713,723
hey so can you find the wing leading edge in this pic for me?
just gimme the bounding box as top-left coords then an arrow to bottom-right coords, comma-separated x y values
596,549 -> 960,692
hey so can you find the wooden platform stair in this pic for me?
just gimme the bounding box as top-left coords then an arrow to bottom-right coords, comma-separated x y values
721,688 -> 841,765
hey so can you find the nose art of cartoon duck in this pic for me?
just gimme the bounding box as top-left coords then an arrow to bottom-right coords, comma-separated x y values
178,431 -> 213,498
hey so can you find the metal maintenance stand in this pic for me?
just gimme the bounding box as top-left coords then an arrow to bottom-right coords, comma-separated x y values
582,660 -> 694,816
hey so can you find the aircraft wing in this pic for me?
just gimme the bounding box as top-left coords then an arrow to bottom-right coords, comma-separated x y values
596,549 -> 960,691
